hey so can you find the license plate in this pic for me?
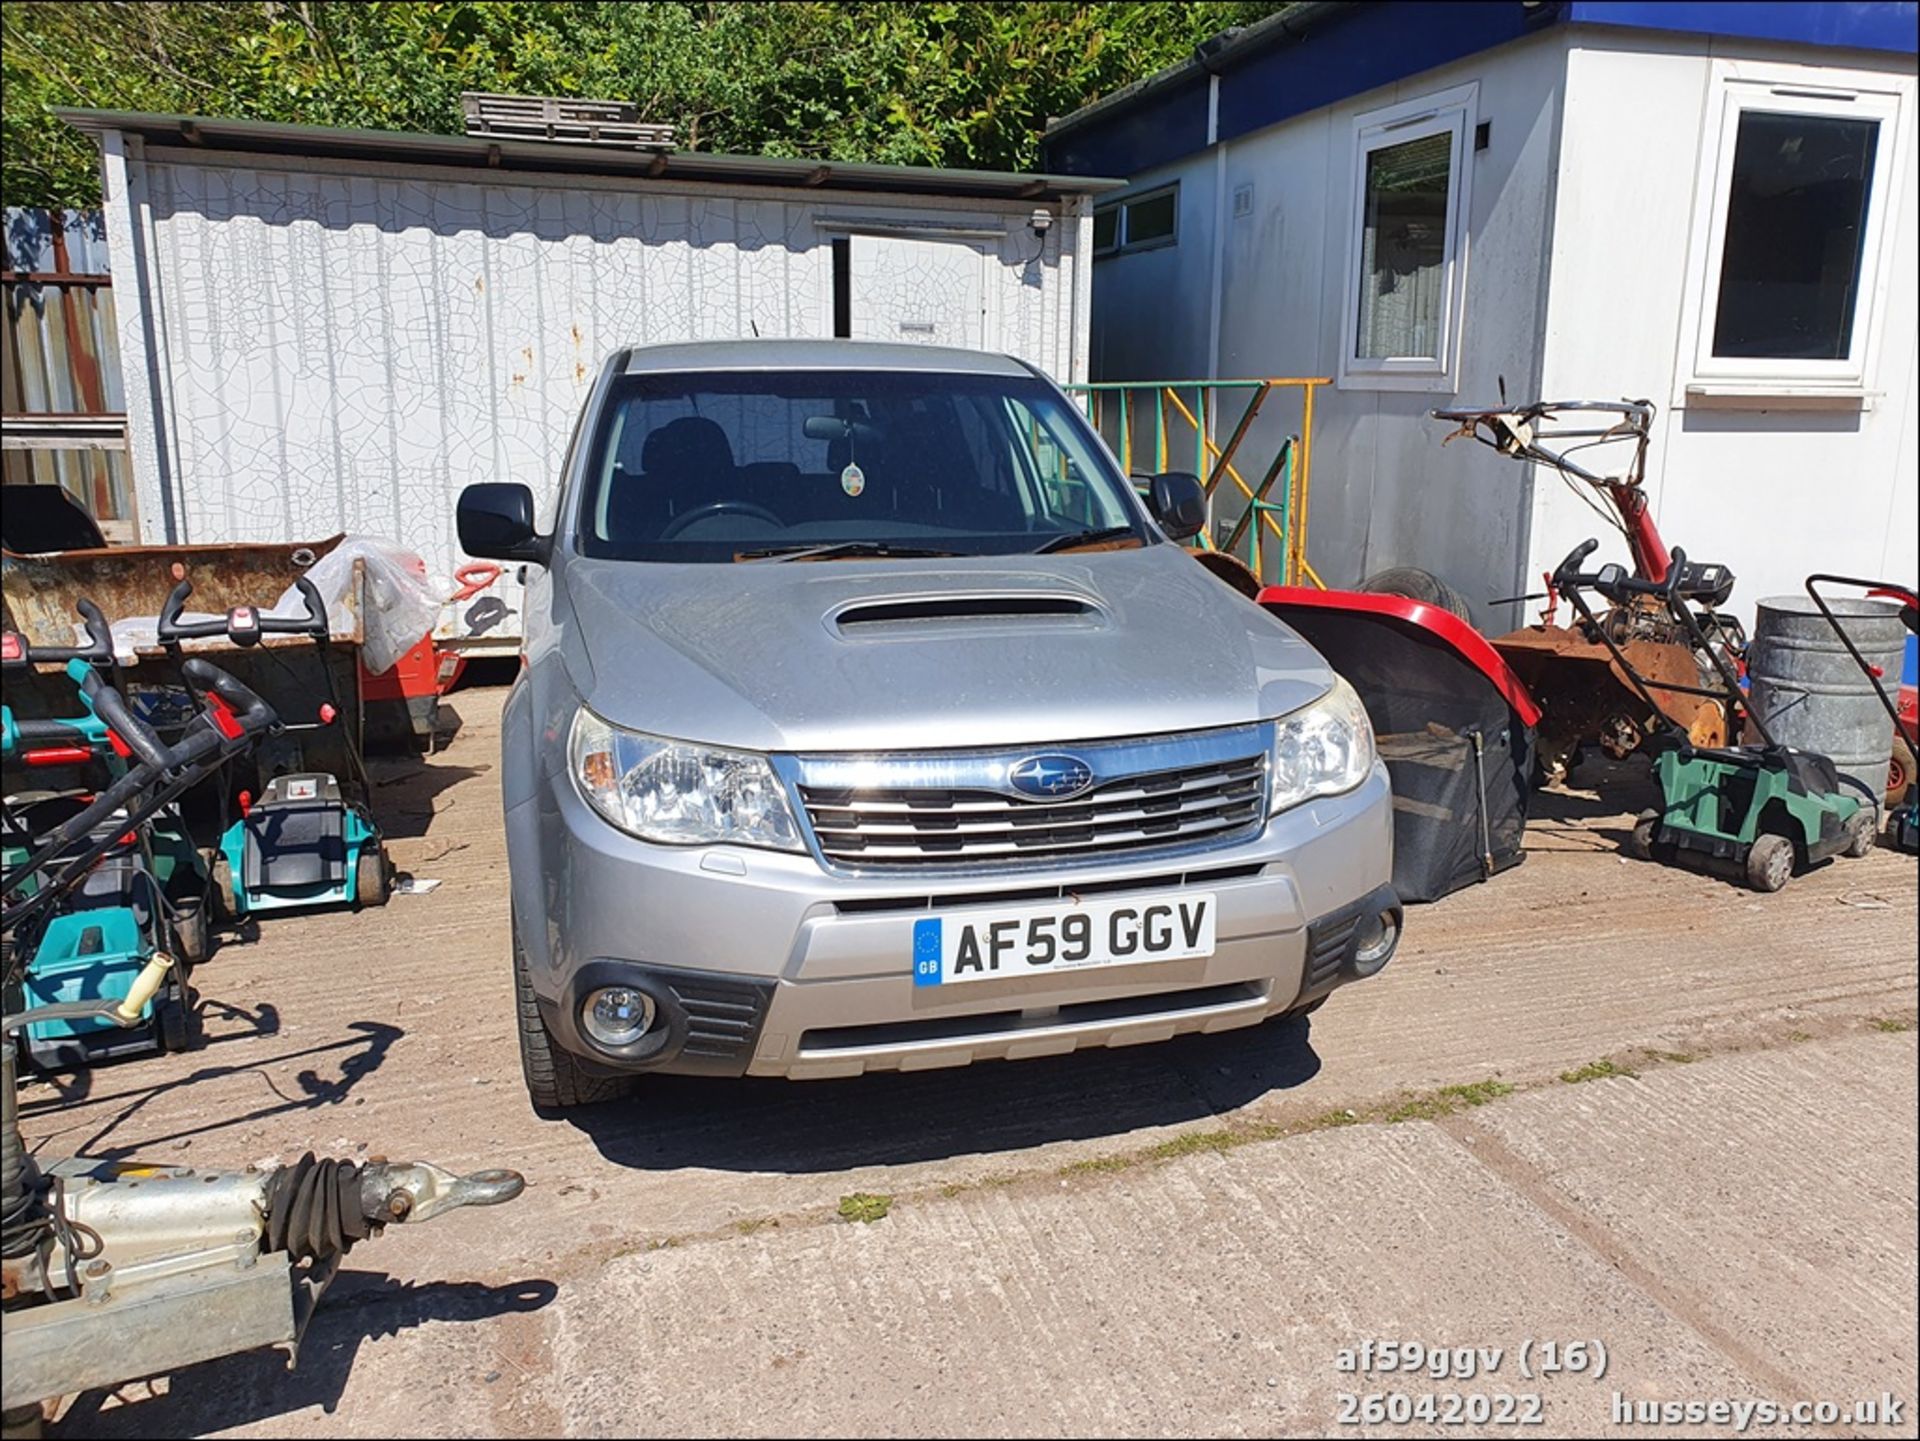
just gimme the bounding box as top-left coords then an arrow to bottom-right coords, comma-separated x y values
910,892 -> 1216,987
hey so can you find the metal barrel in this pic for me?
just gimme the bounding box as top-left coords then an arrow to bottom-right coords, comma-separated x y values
1747,594 -> 1906,803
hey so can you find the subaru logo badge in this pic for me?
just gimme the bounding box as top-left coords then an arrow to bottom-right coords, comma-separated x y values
1008,753 -> 1095,800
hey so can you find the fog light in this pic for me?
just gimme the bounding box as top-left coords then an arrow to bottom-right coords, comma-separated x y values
1352,909 -> 1400,973
582,986 -> 655,1048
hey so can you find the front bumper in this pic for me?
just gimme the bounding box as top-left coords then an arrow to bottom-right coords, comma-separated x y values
513,763 -> 1397,1080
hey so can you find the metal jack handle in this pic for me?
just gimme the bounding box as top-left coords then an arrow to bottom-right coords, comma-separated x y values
359,1162 -> 526,1225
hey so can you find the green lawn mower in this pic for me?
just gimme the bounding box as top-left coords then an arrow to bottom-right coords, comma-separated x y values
1553,540 -> 1876,892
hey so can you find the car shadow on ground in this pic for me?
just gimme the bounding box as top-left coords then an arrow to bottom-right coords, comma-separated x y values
566,1011 -> 1323,1174
52,1273 -> 558,1437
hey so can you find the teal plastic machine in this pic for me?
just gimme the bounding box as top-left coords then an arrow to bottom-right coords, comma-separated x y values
157,577 -> 391,918
2,614 -> 192,1068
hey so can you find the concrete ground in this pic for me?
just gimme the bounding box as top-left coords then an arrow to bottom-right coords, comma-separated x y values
20,684 -> 1919,1439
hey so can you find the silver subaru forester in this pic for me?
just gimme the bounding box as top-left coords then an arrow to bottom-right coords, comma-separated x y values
457,340 -> 1400,1110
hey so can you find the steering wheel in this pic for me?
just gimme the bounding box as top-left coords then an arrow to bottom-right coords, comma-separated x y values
658,500 -> 784,541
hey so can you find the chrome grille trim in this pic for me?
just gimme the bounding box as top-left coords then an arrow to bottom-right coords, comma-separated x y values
775,725 -> 1271,874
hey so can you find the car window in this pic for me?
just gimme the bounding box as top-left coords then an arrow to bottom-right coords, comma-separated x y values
576,369 -> 1144,562
1002,395 -> 1102,527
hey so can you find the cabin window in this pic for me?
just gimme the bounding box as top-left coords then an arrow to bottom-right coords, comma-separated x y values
1684,63 -> 1906,397
1340,84 -> 1476,391
1093,185 -> 1178,259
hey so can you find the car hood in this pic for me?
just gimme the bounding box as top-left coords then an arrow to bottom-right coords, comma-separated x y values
561,545 -> 1332,753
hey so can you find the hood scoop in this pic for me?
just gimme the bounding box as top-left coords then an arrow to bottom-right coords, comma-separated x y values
830,592 -> 1107,640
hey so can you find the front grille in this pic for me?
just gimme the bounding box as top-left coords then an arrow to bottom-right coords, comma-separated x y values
796,743 -> 1267,870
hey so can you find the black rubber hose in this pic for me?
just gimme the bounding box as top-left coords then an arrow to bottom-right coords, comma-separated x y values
262,1151 -> 377,1262
1,1035 -> 47,1261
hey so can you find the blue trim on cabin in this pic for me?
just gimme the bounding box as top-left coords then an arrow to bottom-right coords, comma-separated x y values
1043,71 -> 1212,180
1045,0 -> 1918,179
1567,2 -> 1918,54
1216,1 -> 1550,149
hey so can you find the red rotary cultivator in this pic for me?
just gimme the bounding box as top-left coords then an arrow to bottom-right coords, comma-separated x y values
1411,399 -> 1746,784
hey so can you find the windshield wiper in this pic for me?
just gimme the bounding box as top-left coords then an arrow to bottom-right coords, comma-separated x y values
737,540 -> 970,563
1031,526 -> 1139,555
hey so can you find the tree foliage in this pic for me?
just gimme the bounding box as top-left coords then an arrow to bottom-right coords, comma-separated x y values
3,2 -> 1288,209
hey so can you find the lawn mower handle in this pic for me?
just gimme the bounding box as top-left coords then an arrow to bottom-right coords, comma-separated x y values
72,661 -> 173,770
1,660 -> 279,935
179,657 -> 278,736
158,575 -> 329,645
1551,539 -> 1685,604
66,657 -> 272,768
0,598 -> 114,669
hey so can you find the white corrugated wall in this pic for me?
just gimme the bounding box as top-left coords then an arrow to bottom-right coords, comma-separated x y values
103,140 -> 1089,645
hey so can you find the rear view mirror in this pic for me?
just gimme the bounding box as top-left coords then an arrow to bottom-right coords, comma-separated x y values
802,415 -> 882,443
458,482 -> 548,564
1148,472 -> 1207,542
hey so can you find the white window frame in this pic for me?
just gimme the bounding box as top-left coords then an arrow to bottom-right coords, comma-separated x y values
1675,60 -> 1911,403
1093,183 -> 1179,259
1339,82 -> 1477,393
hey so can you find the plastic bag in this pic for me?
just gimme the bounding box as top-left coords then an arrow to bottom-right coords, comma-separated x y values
273,537 -> 455,675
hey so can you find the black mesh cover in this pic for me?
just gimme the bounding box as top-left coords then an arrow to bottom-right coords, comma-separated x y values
1271,607 -> 1535,903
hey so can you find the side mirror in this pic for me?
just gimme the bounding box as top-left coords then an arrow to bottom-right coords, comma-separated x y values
1147,472 -> 1207,542
458,482 -> 547,564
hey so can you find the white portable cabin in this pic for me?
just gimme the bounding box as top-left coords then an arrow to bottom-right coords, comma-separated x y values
1046,1 -> 1919,630
64,108 -> 1117,649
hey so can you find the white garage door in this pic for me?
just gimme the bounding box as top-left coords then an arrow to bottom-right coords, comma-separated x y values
848,234 -> 990,348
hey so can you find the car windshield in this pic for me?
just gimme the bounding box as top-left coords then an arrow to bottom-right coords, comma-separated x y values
575,369 -> 1149,562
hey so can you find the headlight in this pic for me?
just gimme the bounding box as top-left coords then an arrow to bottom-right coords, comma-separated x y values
1269,675 -> 1376,814
569,709 -> 804,852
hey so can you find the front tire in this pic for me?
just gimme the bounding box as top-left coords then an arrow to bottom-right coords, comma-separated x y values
1744,833 -> 1794,892
510,910 -> 633,1112
1842,807 -> 1878,859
